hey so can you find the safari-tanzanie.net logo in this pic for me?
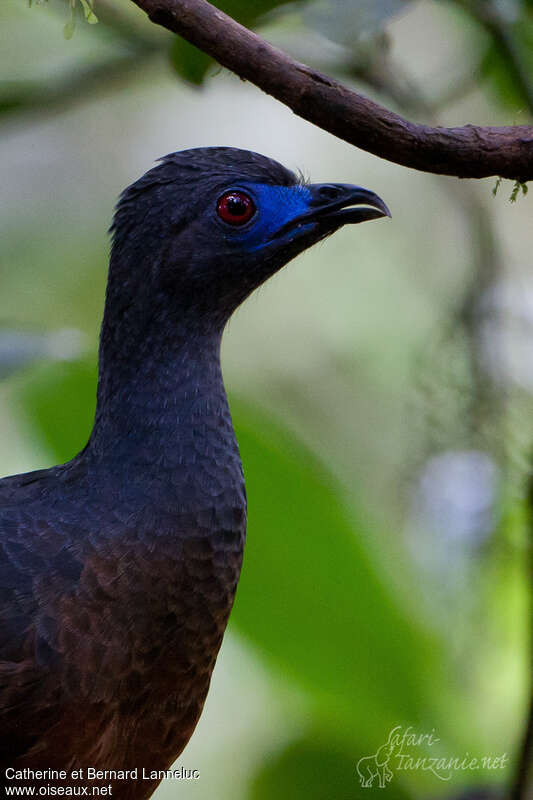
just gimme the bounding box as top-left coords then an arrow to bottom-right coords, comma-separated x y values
356,726 -> 508,788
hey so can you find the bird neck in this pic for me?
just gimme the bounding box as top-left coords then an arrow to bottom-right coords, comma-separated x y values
89,317 -> 233,468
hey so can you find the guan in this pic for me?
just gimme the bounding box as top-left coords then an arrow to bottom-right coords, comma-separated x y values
0,148 -> 389,798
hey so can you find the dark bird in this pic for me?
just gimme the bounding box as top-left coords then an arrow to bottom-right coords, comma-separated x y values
0,148 -> 389,798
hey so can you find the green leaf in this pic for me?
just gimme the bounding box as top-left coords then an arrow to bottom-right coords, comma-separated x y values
79,0 -> 98,24
17,359 -> 97,463
230,399 -> 447,747
480,18 -> 533,111
169,38 -> 212,86
510,180 -> 528,202
63,18 -> 76,39
250,736 -> 413,800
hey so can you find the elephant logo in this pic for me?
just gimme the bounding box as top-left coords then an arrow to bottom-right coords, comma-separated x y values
356,741 -> 395,788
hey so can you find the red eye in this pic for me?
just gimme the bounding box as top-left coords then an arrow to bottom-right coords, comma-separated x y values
216,191 -> 256,226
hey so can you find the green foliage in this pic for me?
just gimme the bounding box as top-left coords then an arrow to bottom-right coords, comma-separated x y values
250,736 -> 412,800
17,359 -> 97,462
480,17 -> 533,111
229,401 -> 450,750
492,177 -> 529,201
79,0 -> 97,24
169,38 -> 212,86
63,0 -> 98,40
31,0 -> 99,39
510,180 -> 528,202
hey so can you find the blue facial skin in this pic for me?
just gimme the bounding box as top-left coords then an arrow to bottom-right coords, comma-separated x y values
217,182 -> 314,252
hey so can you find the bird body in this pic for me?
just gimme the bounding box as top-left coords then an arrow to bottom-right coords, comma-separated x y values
0,148 -> 388,797
1,329 -> 245,797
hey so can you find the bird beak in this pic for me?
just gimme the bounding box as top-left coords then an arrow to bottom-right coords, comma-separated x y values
274,183 -> 391,240
307,183 -> 391,225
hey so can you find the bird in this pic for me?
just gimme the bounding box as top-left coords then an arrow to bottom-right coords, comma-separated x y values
0,147 -> 389,798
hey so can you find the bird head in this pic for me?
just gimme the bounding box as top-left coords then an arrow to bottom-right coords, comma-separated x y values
109,147 -> 390,332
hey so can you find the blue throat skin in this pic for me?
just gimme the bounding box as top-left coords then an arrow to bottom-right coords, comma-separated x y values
0,147 -> 388,797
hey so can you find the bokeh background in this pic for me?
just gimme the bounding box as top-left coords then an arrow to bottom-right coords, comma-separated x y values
1,0 -> 532,797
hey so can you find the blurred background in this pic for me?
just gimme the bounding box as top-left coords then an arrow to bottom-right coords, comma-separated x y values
1,0 -> 532,797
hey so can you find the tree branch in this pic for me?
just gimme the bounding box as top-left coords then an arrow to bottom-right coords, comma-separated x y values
130,0 -> 533,182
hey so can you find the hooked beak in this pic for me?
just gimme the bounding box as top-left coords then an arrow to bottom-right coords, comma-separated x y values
275,183 -> 391,240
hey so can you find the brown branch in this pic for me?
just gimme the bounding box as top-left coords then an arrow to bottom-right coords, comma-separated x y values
130,0 -> 533,182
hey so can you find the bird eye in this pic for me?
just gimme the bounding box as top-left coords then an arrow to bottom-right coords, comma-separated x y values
216,191 -> 256,226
